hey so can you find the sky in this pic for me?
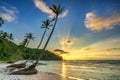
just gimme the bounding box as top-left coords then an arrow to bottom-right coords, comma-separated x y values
0,0 -> 120,60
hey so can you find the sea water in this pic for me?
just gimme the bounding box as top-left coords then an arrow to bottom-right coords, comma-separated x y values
0,60 -> 120,80
36,60 -> 120,80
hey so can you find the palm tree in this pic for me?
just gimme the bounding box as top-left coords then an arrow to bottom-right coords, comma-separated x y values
17,34 -> 33,58
0,17 -> 4,27
28,4 -> 63,69
0,30 -> 4,43
11,4 -> 63,75
24,32 -> 34,48
38,19 -> 51,48
24,19 -> 51,64
2,32 -> 8,39
0,17 -> 4,44
18,38 -> 28,50
15,38 -> 28,60
19,33 -> 34,51
7,33 -> 34,67
8,33 -> 14,41
0,17 -> 4,43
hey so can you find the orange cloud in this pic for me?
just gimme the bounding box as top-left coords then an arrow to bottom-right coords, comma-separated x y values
85,12 -> 120,31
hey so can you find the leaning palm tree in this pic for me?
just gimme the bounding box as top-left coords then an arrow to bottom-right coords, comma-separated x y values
24,19 -> 51,64
18,38 -> 28,51
17,33 -> 34,62
11,4 -> 63,75
28,4 -> 63,70
38,19 -> 51,48
7,38 -> 29,67
0,17 -> 4,27
9,20 -> 51,68
7,33 -> 34,67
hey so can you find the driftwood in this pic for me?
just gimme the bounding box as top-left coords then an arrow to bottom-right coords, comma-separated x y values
7,63 -> 26,69
7,61 -> 15,64
10,68 -> 38,75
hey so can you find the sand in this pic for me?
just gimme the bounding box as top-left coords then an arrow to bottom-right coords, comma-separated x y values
23,71 -> 83,80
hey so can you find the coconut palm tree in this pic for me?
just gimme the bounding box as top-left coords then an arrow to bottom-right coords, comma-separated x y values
14,38 -> 28,60
8,33 -> 14,41
24,19 -> 51,64
11,4 -> 63,75
0,17 -> 4,44
0,30 -> 4,43
0,17 -> 4,27
38,19 -> 52,48
24,32 -> 34,48
19,33 -> 35,64
2,32 -> 8,39
21,38 -> 28,49
28,4 -> 63,70
7,33 -> 34,67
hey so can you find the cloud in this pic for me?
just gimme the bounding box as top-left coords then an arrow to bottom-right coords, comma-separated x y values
84,37 -> 120,51
105,48 -> 120,51
54,49 -> 68,54
59,10 -> 69,18
0,6 -> 18,22
83,48 -> 92,51
85,11 -> 120,31
33,0 -> 68,18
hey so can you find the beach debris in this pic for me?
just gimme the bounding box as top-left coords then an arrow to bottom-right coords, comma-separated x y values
10,68 -> 38,75
7,63 -> 26,69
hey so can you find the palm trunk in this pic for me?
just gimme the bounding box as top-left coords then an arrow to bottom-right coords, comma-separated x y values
37,28 -> 47,49
24,28 -> 47,64
25,39 -> 30,49
28,15 -> 58,69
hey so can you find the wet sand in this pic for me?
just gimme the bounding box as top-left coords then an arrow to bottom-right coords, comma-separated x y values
23,71 -> 83,80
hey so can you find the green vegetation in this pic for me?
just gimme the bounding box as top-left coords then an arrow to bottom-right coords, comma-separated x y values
0,4 -> 64,75
0,16 -> 62,62
0,39 -> 62,61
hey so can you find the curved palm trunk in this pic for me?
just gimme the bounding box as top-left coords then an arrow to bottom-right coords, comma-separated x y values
28,15 -> 58,69
24,28 -> 47,64
25,39 -> 30,48
37,28 -> 47,49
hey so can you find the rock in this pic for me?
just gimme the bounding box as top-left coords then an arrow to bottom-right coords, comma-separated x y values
10,68 -> 38,75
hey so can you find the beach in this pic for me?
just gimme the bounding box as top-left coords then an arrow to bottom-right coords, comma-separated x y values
0,60 -> 120,80
0,61 -> 84,80
24,72 -> 83,80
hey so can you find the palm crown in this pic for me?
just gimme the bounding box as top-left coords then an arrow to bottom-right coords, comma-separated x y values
50,5 -> 63,16
0,17 -> 4,27
25,33 -> 34,41
41,19 -> 52,29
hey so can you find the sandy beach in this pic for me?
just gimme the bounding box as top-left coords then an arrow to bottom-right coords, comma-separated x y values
23,72 -> 83,80
1,60 -> 120,80
0,61 -> 84,80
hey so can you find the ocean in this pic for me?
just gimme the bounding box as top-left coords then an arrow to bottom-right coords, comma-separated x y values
0,60 -> 120,80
